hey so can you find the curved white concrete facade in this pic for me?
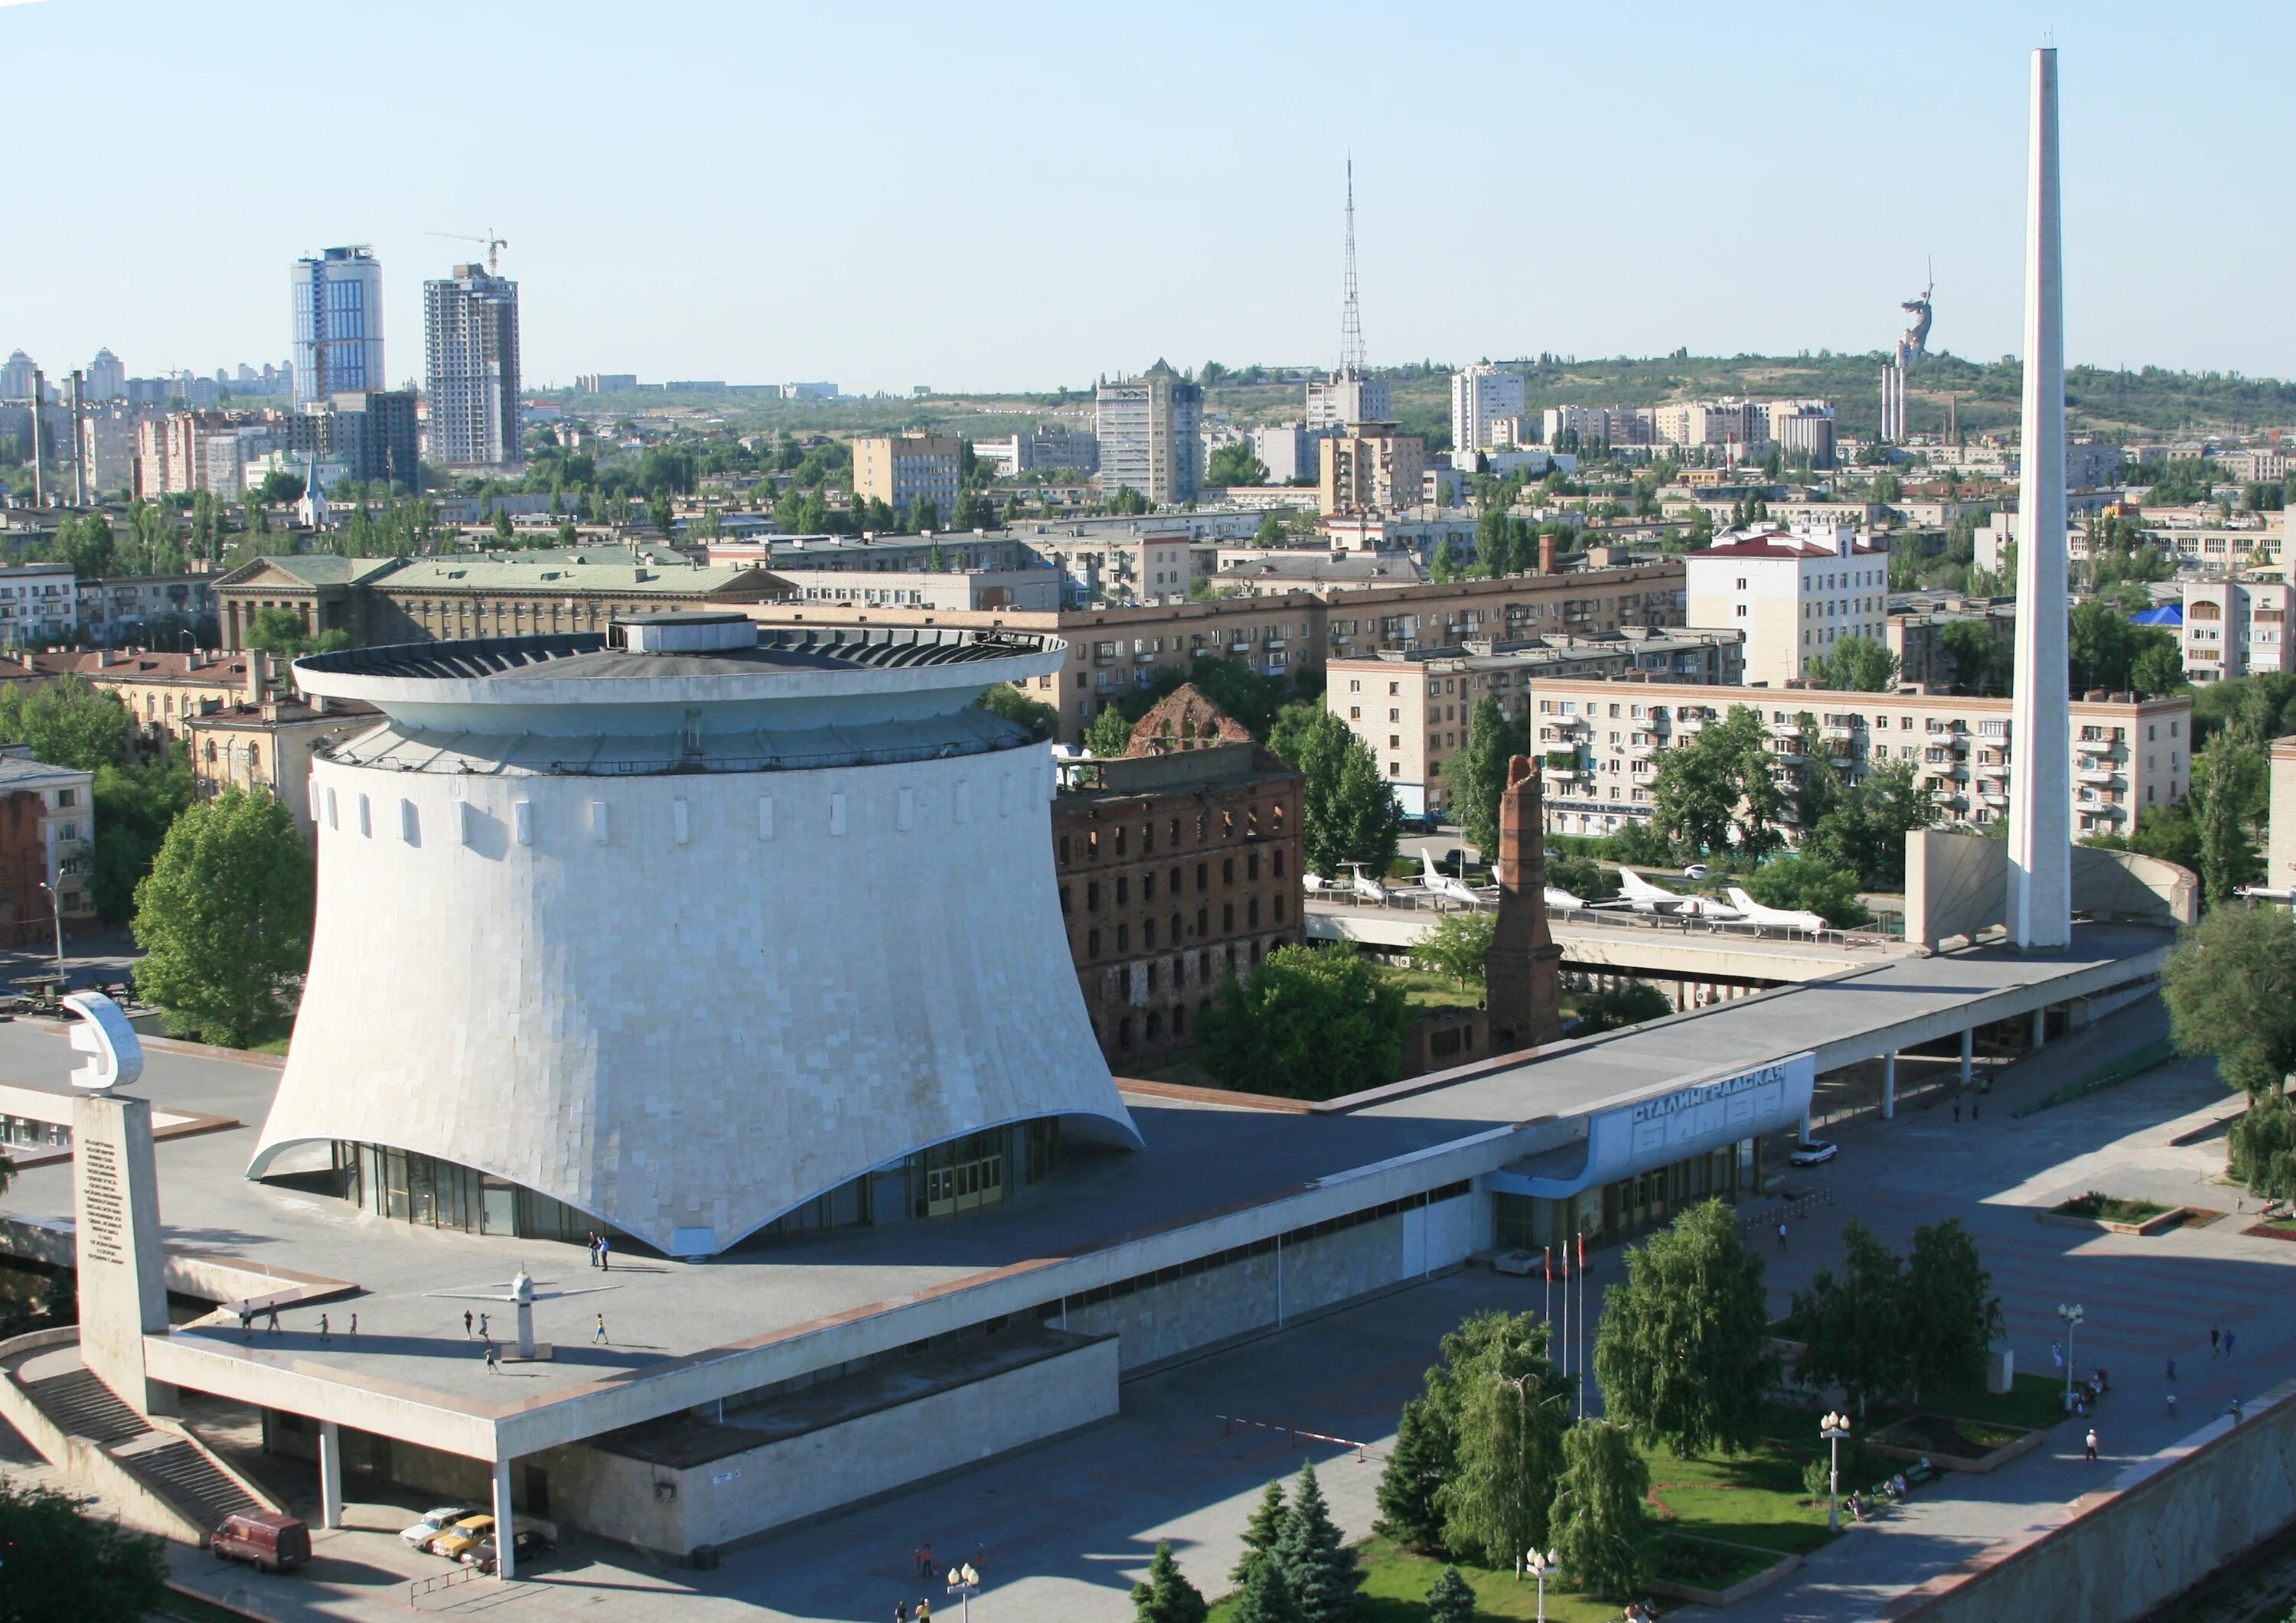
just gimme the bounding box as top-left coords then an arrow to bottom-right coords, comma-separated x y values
251,625 -> 1139,1253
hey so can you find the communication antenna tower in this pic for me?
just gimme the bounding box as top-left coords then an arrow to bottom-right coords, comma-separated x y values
1339,160 -> 1366,379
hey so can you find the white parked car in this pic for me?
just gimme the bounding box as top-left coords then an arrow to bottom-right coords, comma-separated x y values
400,1506 -> 482,1551
1789,1139 -> 1838,1167
1682,863 -> 1711,879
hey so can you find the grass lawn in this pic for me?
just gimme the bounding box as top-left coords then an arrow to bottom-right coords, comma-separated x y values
2051,1191 -> 2171,1224
1886,1373 -> 2069,1432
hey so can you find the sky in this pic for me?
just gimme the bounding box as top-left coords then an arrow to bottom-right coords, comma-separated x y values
5,1 -> 2293,396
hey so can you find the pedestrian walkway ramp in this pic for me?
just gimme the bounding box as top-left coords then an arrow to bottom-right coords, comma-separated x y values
0,1329 -> 278,1544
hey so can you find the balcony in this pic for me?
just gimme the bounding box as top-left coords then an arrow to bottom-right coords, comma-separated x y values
1824,724 -> 1855,740
1228,640 -> 1252,656
1980,790 -> 2008,807
1133,649 -> 1156,663
2077,768 -> 2121,787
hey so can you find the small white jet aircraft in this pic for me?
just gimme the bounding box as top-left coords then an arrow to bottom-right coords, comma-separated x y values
1609,868 -> 1743,921
1345,862 -> 1391,904
1723,887 -> 1829,934
1302,870 -> 1336,894
1492,860 -> 1596,913
1419,852 -> 1485,909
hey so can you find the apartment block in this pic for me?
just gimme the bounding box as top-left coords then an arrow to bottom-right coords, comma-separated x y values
761,559 -> 1688,745
135,410 -> 233,496
1653,399 -> 1769,451
1451,364 -> 1525,453
1305,372 -> 1388,431
1319,422 -> 1426,516
0,564 -> 79,643
2269,733 -> 2296,893
852,432 -> 964,514
1514,675 -> 2189,843
1768,402 -> 1837,468
1683,525 -> 1890,687
1327,628 -> 1744,818
423,264 -> 522,469
1251,420 -> 1330,484
1096,363 -> 1202,504
2181,579 -> 2291,683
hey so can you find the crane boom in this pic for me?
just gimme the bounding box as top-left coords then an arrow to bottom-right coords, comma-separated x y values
426,227 -> 508,275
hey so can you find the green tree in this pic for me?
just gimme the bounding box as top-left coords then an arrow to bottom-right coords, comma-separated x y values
977,683 -> 1060,741
1424,1566 -> 1476,1623
647,488 -> 675,537
1208,443 -> 1270,487
130,787 -> 315,1046
2163,903 -> 2296,1103
90,754 -> 194,924
1438,1339 -> 1572,1568
1084,704 -> 1137,757
1234,1481 -> 1290,1585
1648,704 -> 1782,858
492,507 -> 515,542
1375,1396 -> 1450,1550
1939,619 -> 2010,696
1808,634 -> 1902,693
243,605 -> 350,660
1802,758 -> 1937,892
1273,710 -> 1404,878
1415,911 -> 1495,991
1572,983 -> 1675,1035
1131,1541 -> 1208,1623
1196,944 -> 1411,1100
0,680 -> 131,771
2190,738 -> 2265,905
1784,1217 -> 1910,1415
1548,1421 -> 1649,1601
1255,510 -> 1287,546
1107,486 -> 1152,517
951,487 -> 1000,531
0,1478 -> 170,1620
1274,1461 -> 1360,1623
2130,637 -> 2186,699
253,468 -> 306,505
1902,1218 -> 2003,1400
1742,858 -> 1870,927
1430,538 -> 1464,582
1593,1199 -> 1776,1456
1453,696 -> 1526,859
1230,1550 -> 1303,1623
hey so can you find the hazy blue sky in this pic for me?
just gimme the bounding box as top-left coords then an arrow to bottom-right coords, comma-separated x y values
6,1 -> 2291,393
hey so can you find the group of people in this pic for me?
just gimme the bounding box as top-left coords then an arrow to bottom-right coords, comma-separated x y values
2071,1365 -> 2110,1417
585,1231 -> 613,1269
899,1542 -> 985,1621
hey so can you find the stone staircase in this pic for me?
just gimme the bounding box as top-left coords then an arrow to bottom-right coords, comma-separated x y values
0,1332 -> 279,1544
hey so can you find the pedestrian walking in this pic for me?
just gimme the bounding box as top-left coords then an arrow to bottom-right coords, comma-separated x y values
2165,1357 -> 2176,1383
484,1342 -> 501,1374
479,1312 -> 490,1341
897,1602 -> 911,1623
464,1309 -> 474,1338
1776,1221 -> 1787,1251
2230,1395 -> 2244,1424
1953,1097 -> 1961,1123
918,1600 -> 931,1623
238,1305 -> 252,1339
594,1313 -> 608,1345
2084,1428 -> 2098,1462
2211,1324 -> 2221,1357
318,1313 -> 330,1341
2167,1393 -> 2177,1420
349,1313 -> 357,1337
1971,1097 -> 1979,1121
266,1305 -> 279,1335
598,1236 -> 611,1272
2224,1331 -> 2236,1359
586,1231 -> 599,1269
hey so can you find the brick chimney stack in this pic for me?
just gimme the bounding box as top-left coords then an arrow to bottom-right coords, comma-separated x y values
1538,533 -> 1557,575
1486,754 -> 1563,1054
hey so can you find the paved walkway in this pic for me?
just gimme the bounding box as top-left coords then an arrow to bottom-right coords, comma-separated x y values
31,998 -> 2292,1623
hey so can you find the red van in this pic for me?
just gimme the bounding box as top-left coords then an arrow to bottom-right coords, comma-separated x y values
210,1511 -> 311,1572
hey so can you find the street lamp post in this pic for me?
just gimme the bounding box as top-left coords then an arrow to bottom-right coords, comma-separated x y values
35,882 -> 64,988
1820,1410 -> 1852,1530
945,1563 -> 980,1623
1526,1549 -> 1557,1622
2057,1303 -> 2085,1412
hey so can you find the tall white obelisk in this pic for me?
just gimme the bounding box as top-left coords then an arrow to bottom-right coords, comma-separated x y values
2007,46 -> 2071,951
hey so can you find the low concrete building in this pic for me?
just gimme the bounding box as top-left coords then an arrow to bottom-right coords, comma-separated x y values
0,564 -> 79,645
773,566 -> 1061,612
38,648 -> 259,749
1050,686 -> 1303,1066
77,574 -> 220,646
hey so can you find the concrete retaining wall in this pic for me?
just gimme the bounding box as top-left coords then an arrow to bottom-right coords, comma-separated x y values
542,1331 -> 1119,1558
1887,1378 -> 2296,1623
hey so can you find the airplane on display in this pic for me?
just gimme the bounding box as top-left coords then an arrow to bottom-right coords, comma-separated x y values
1345,862 -> 1390,904
1491,860 -> 1595,913
1723,887 -> 1829,935
1303,870 -> 1335,894
1419,852 -> 1486,909
1612,868 -> 1743,921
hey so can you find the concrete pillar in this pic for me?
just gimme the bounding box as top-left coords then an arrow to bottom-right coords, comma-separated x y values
1799,1109 -> 1812,1143
2007,45 -> 2072,952
1960,1027 -> 1975,1089
2031,1005 -> 2047,1048
491,1455 -> 515,1579
72,1092 -> 173,1416
1883,1051 -> 1897,1119
319,1421 -> 343,1530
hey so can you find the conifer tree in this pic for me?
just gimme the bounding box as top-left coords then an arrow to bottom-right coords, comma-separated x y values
1274,1462 -> 1358,1623
1130,1540 -> 1208,1623
1375,1397 -> 1450,1550
1425,1566 -> 1476,1623
1232,1480 -> 1290,1586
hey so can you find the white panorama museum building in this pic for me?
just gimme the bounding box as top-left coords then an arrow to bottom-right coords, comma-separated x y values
255,615 -> 1142,1253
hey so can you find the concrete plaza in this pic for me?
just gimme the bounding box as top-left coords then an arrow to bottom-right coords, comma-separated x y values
103,994 -> 2294,1623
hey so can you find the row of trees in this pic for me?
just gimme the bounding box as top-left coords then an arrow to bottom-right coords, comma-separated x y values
1780,1218 -> 2003,1415
2164,903 -> 2296,1198
1375,1310 -> 1650,1599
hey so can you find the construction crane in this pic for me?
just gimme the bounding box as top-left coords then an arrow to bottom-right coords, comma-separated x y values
428,227 -> 507,275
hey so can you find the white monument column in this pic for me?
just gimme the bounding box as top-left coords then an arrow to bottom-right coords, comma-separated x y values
72,1090 -> 173,1415
2007,44 -> 2072,952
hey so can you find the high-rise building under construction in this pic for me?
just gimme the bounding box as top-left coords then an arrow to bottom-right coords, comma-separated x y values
424,262 -> 523,468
